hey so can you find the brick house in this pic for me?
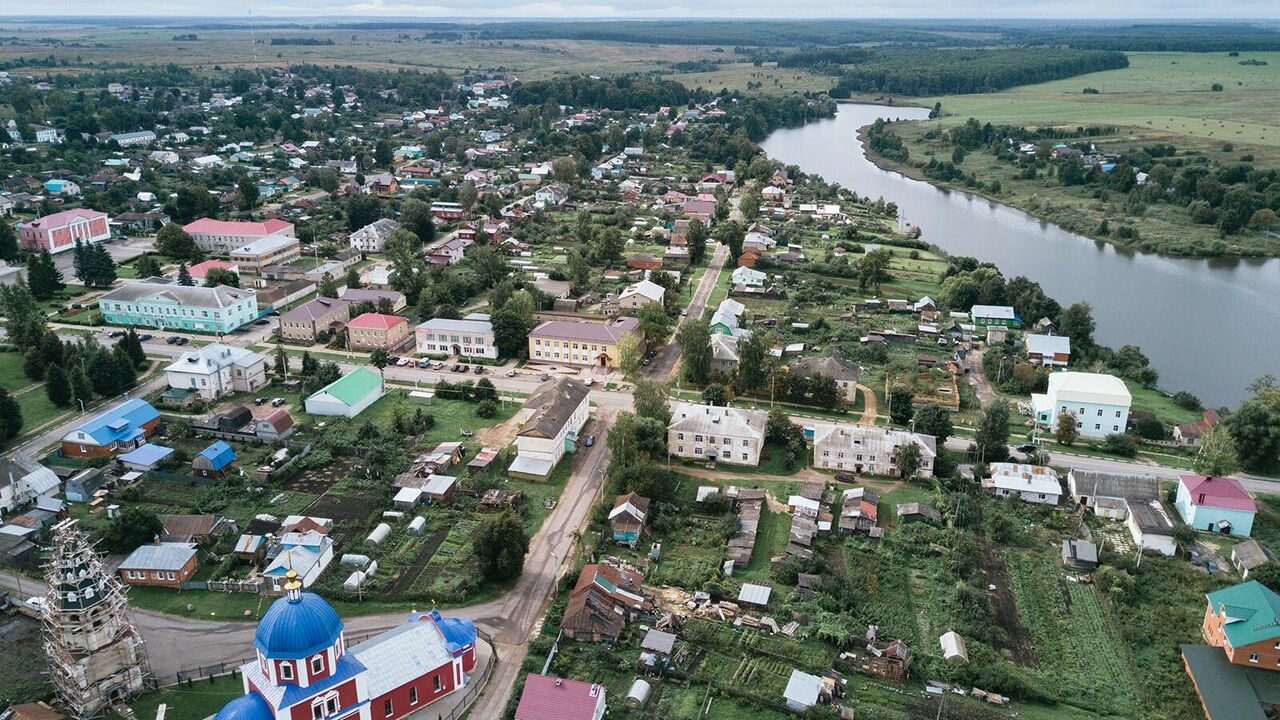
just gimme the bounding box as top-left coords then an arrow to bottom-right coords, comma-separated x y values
280,297 -> 351,343
1202,581 -> 1280,670
117,542 -> 198,588
346,312 -> 410,351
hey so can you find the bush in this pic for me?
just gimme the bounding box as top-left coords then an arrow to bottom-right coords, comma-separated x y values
1172,391 -> 1202,412
1101,433 -> 1138,457
476,399 -> 498,418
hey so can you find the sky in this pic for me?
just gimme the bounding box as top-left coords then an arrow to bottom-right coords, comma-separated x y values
7,0 -> 1280,19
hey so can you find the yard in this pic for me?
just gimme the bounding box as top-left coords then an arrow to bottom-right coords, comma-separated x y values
114,673 -> 244,720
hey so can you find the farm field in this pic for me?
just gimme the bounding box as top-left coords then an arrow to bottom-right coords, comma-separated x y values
668,62 -> 838,96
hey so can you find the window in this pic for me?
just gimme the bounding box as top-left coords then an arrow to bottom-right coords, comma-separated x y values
1250,652 -> 1260,663
1094,424 -> 1100,431
1115,410 -> 1122,418
434,674 -> 442,692
311,654 -> 325,675
384,700 -> 393,717
279,662 -> 294,680
1096,409 -> 1102,416
325,696 -> 339,715
312,704 -> 323,720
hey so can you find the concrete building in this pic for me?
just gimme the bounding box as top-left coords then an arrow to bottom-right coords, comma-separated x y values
415,314 -> 497,358
349,218 -> 400,253
183,217 -> 295,253
509,377 -> 590,479
17,208 -> 111,254
527,317 -> 640,368
164,343 -> 268,400
98,279 -> 258,333
982,463 -> 1062,505
304,367 -> 385,418
1175,474 -> 1257,537
230,234 -> 302,274
279,297 -> 350,343
788,355 -> 862,401
617,280 -> 664,312
1032,371 -> 1132,439
667,402 -> 767,467
812,423 -> 936,478
346,313 -> 410,351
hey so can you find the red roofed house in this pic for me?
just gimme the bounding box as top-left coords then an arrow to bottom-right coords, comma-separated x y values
515,674 -> 606,720
561,562 -> 651,643
346,312 -> 410,351
1175,474 -> 1257,538
188,259 -> 240,282
1175,409 -> 1223,446
18,208 -> 111,254
183,217 -> 294,253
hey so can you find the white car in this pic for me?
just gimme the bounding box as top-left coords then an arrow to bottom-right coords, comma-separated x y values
396,357 -> 412,367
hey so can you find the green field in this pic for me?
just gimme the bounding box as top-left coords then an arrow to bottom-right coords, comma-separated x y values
669,62 -> 838,95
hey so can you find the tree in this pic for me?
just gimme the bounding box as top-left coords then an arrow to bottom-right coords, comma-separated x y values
236,175 -> 259,211
888,386 -> 915,425
637,302 -> 671,348
714,221 -> 744,261
155,223 -> 199,260
913,404 -> 953,443
473,511 -> 528,581
344,267 -> 362,290
176,263 -> 194,286
370,348 -> 390,373
458,182 -> 478,211
975,399 -> 1011,463
97,507 -> 163,554
1226,376 -> 1280,473
23,347 -> 45,381
0,220 -> 18,261
27,250 -> 65,300
894,441 -> 923,480
617,332 -> 643,377
594,227 -> 624,267
373,139 -> 393,168
72,242 -> 116,289
677,319 -> 711,384
45,363 -> 71,406
1058,302 -> 1096,358
736,332 -> 770,393
318,272 -> 340,299
686,219 -> 708,265
0,388 -> 21,442
119,328 -> 146,368
567,249 -> 592,293
1055,410 -> 1079,446
1102,433 -> 1137,458
399,198 -> 436,244
1193,427 -> 1239,477
468,246 -> 509,289
346,194 -> 383,232
69,365 -> 94,408
857,249 -> 893,292
632,379 -> 671,425
491,305 -> 532,358
133,254 -> 162,279
702,383 -> 729,406
203,268 -> 239,288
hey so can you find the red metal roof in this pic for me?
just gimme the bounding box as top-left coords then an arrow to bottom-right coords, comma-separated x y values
1180,474 -> 1257,512
515,674 -> 604,720
187,259 -> 237,278
346,312 -> 407,330
182,217 -> 293,236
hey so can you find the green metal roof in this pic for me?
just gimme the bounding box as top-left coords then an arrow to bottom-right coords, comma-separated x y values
312,367 -> 382,406
1205,581 -> 1280,648
1181,644 -> 1272,720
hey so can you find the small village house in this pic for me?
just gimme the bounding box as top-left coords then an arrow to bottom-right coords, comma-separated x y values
1232,539 -> 1276,579
982,463 -> 1062,505
1175,474 -> 1257,537
609,493 -> 650,547
1066,469 -> 1160,519
117,542 -> 198,588
1126,501 -> 1177,556
60,399 -> 161,458
164,343 -> 268,400
192,440 -> 235,479
1024,333 -> 1071,367
515,675 -> 607,720
279,297 -> 351,343
561,562 -> 650,643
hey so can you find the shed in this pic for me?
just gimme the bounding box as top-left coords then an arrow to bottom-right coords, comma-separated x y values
409,390 -> 435,405
367,523 -> 391,545
468,447 -> 500,473
1061,539 -> 1099,569
738,582 -> 772,608
940,631 -> 968,664
641,629 -> 677,655
117,443 -> 174,471
626,679 -> 652,709
192,440 -> 235,478
1232,539 -> 1276,579
422,474 -> 457,503
216,405 -> 253,432
340,553 -> 370,568
408,516 -> 426,534
233,534 -> 267,563
392,487 -> 421,508
783,669 -> 823,711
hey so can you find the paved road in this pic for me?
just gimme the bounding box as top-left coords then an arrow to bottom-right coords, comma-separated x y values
649,240 -> 729,382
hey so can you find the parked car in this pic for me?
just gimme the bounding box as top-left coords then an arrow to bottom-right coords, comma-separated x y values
506,369 -> 516,377
271,398 -> 286,407
540,372 -> 550,381
584,377 -> 594,387
473,365 -> 484,374
165,336 -> 179,345
1016,444 -> 1038,454
254,397 -> 269,406
585,435 -> 595,448
681,309 -> 689,317
417,359 -> 430,368
396,357 -> 412,367
833,471 -> 855,483
460,429 -> 474,437
138,334 -> 153,341
107,330 -> 124,339
254,319 -> 269,326
176,337 -> 190,345
432,362 -> 444,370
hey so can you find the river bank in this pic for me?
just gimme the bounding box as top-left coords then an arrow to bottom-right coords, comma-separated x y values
857,120 -> 1280,258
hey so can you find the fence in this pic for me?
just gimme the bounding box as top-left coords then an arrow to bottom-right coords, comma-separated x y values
208,580 -> 263,594
441,631 -> 497,720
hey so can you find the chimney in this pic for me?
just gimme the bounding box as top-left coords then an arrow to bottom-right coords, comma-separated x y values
555,678 -> 563,687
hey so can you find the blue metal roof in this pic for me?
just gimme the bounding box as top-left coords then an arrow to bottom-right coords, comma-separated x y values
117,443 -> 174,466
212,692 -> 274,720
254,592 -> 344,660
74,399 -> 160,446
198,440 -> 236,471
429,609 -> 477,655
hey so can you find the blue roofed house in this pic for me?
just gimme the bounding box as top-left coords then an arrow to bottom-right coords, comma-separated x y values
117,444 -> 175,471
193,441 -> 236,479
60,398 -> 162,458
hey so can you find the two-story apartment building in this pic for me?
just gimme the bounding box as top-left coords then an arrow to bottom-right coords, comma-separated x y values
346,313 -> 410,351
349,218 -> 400,253
229,234 -> 301,274
415,315 -> 497,358
98,279 -> 258,333
183,217 -> 295,253
667,402 -> 767,467
1032,371 -> 1132,439
164,343 -> 268,400
17,208 -> 111,254
509,377 -> 591,479
279,297 -> 351,343
527,317 -> 640,368
812,423 -> 936,478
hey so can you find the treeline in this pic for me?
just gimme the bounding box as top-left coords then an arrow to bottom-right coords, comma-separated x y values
510,75 -> 694,112
465,19 -> 964,47
820,48 -> 1130,96
269,37 -> 336,46
1014,24 -> 1280,52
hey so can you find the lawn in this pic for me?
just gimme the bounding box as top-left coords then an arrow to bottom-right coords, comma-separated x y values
668,62 -> 838,96
116,673 -> 244,720
742,501 -> 791,581
357,392 -> 518,447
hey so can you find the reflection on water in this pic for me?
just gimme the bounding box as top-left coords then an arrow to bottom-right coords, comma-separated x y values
760,104 -> 1280,407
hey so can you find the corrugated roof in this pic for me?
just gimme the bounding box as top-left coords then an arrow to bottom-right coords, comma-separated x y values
350,617 -> 454,698
119,542 -> 196,571
738,583 -> 772,606
515,674 -> 605,720
310,367 -> 382,407
517,377 -> 589,439
1206,581 -> 1280,649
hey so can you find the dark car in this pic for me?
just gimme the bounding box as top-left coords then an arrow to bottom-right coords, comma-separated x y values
176,337 -> 190,345
585,435 -> 595,448
254,319 -> 269,326
473,365 -> 484,374
107,330 -> 124,339
138,334 -> 153,341
1016,444 -> 1039,454
165,336 -> 179,345
254,397 -> 269,405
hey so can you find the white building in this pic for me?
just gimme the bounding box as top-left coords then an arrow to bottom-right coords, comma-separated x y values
349,218 -> 400,253
164,343 -> 268,400
1024,333 -> 1071,367
415,314 -> 497,359
509,377 -> 591,478
811,423 -> 935,478
1125,500 -> 1177,556
304,367 -> 385,419
618,280 -> 664,312
731,266 -> 766,288
1032,371 -> 1132,438
182,218 -> 296,253
667,403 -> 767,467
982,462 -> 1061,505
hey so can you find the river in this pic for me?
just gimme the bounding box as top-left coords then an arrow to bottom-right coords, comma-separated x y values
760,103 -> 1280,408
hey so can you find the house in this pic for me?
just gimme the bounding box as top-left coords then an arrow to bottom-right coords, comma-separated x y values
1203,581 -> 1280,671
1176,474 -> 1257,537
349,218 -> 400,253
193,441 -> 236,479
1233,540 -> 1276,579
1181,643 -> 1280,720
609,493 -> 649,547
255,410 -> 295,441
60,399 -> 161,458
117,443 -> 174,471
0,456 -> 60,515
1062,539 -> 1099,570
98,280 -> 259,333
183,217 -> 294,253
896,503 -> 942,525
346,313 -> 410,351
709,298 -> 746,336
562,562 -> 650,642
17,208 -> 111,254
427,238 -> 467,266
1066,469 -> 1159,519
280,297 -> 351,343
617,280 -> 664,312
110,130 -> 156,147
667,402 -> 767,467
117,542 -> 198,588
731,266 -> 766,288
515,675 -> 606,720
163,514 -> 233,544
187,259 -> 239,282
839,487 -> 879,534
165,343 -> 268,399
364,172 -> 399,195
812,423 -> 936,478
339,287 -> 408,313
1032,371 -> 1132,439
534,183 -> 569,207
788,355 -> 862,401
230,235 -> 302,274
305,367 -> 385,418
1126,501 -> 1177,556
783,670 -> 823,712
1025,334 -> 1071,367
708,333 -> 741,375
527,317 -> 639,368
983,463 -> 1061,505
234,534 -> 268,564
1175,409 -> 1223,446
509,377 -> 590,479
263,531 -> 335,591
415,315 -> 497,358
211,586 -> 477,720
970,304 -> 1020,328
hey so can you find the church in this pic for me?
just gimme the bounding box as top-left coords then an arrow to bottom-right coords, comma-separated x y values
213,571 -> 478,720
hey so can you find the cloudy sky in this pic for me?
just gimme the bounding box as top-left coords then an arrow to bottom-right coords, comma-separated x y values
11,0 -> 1280,18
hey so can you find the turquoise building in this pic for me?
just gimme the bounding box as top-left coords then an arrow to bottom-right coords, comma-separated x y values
98,278 -> 258,333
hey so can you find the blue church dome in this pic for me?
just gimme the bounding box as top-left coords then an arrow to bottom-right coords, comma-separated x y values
254,590 -> 343,660
213,693 -> 274,720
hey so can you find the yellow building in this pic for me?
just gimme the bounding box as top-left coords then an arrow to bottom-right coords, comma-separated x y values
527,317 -> 639,368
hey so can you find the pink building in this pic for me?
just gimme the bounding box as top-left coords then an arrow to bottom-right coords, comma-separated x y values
18,208 -> 111,254
183,217 -> 295,253
188,259 -> 240,281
